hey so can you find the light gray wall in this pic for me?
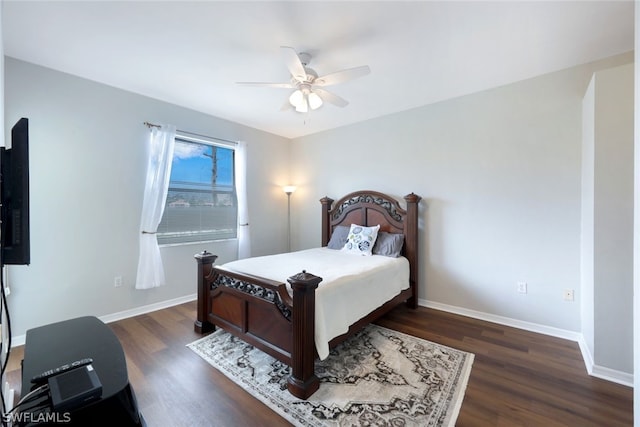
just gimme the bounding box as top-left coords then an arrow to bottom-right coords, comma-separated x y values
581,77 -> 596,363
582,64 -> 634,374
290,53 -> 632,338
4,57 -> 291,337
634,3 -> 640,419
592,64 -> 634,373
0,3 -> 4,148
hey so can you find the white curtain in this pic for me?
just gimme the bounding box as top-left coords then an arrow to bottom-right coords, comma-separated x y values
135,124 -> 176,289
236,141 -> 251,259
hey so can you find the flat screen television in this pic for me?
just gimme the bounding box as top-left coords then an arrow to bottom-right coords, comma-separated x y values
1,118 -> 30,265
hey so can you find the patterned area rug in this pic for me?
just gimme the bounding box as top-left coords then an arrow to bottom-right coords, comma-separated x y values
187,324 -> 474,426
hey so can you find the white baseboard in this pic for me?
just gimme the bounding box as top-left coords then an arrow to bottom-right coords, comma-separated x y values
10,293 -> 197,347
575,333 -> 633,387
420,299 -> 582,341
589,365 -> 634,387
420,298 -> 633,387
99,293 -> 197,325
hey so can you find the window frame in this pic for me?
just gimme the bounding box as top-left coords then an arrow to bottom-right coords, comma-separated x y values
157,133 -> 237,247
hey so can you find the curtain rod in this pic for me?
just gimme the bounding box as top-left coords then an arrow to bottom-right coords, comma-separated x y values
143,121 -> 238,145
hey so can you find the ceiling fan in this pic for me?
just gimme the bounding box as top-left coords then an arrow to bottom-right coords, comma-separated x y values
237,46 -> 370,113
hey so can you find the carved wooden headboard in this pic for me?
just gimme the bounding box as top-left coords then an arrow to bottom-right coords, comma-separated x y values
320,190 -> 422,303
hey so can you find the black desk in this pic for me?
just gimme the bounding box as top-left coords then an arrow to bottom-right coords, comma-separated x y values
20,316 -> 144,426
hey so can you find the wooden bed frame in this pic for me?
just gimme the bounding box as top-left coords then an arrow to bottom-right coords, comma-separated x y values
193,190 -> 421,399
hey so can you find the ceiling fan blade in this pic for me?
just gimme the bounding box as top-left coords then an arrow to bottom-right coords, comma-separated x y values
236,82 -> 294,88
313,88 -> 349,108
314,65 -> 370,86
281,46 -> 307,82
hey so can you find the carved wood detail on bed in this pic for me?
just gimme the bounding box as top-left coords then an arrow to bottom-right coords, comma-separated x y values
194,190 -> 421,399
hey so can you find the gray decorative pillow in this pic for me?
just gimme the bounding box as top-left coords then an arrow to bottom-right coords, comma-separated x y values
372,232 -> 404,257
327,225 -> 351,249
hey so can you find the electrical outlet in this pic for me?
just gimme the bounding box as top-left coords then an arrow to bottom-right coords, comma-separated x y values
563,289 -> 574,301
114,276 -> 123,288
517,281 -> 527,294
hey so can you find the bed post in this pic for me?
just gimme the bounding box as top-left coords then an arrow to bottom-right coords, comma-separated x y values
194,250 -> 218,334
404,193 -> 421,309
320,196 -> 334,246
287,270 -> 322,399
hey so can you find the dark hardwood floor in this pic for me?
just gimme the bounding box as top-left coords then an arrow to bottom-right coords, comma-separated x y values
6,301 -> 633,426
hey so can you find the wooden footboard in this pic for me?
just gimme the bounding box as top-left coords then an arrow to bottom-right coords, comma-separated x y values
194,252 -> 322,398
193,190 -> 421,400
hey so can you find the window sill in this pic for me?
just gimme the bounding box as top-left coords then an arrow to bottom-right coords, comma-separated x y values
159,238 -> 237,249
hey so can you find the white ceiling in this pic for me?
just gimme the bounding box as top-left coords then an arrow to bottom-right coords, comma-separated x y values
2,1 -> 635,139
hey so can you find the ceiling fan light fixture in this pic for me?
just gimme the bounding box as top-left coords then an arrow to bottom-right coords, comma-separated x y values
308,91 -> 323,110
239,47 -> 369,114
295,97 -> 309,113
289,89 -> 304,107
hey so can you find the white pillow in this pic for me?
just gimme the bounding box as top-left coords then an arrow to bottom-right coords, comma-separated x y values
342,224 -> 380,256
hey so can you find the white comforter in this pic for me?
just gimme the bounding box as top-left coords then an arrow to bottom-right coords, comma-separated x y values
218,247 -> 410,360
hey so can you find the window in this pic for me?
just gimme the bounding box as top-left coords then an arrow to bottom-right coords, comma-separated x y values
157,136 -> 237,245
